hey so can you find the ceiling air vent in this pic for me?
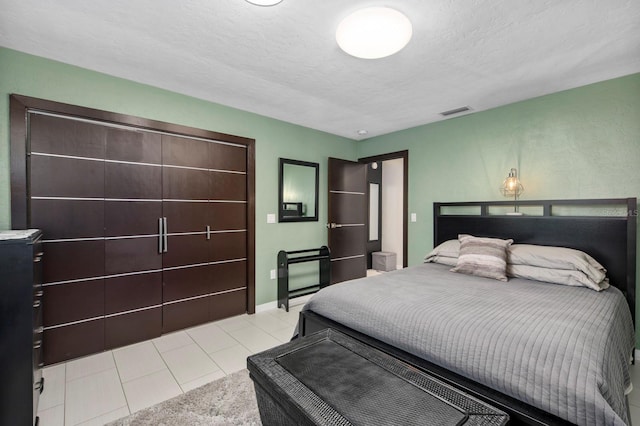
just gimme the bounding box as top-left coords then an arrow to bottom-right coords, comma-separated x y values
440,106 -> 472,117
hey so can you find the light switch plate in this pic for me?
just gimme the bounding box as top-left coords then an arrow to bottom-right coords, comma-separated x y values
270,269 -> 276,280
267,213 -> 276,223
411,213 -> 417,222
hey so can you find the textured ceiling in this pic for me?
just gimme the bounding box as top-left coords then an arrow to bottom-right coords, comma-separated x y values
1,0 -> 639,140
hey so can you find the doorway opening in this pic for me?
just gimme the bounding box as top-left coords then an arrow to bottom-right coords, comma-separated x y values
358,150 -> 408,273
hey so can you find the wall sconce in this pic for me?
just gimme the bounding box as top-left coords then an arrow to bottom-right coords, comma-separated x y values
500,168 -> 524,214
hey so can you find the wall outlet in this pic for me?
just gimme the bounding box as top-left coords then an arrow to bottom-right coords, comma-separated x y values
270,269 -> 276,280
411,213 -> 417,222
267,213 -> 276,224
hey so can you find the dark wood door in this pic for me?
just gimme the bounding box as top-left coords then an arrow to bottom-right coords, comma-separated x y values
161,135 -> 211,332
30,115 -> 166,358
29,113 -> 107,364
13,95 -> 255,364
207,142 -> 248,323
328,158 -> 367,283
103,127 -> 163,349
161,136 -> 249,332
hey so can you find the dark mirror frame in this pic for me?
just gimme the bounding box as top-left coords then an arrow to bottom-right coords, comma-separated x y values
278,158 -> 319,222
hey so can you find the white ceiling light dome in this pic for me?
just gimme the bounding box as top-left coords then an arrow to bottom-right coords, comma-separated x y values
336,7 -> 413,59
245,0 -> 283,6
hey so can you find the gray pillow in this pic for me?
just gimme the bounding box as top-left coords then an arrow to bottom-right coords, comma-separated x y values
450,234 -> 513,281
508,244 -> 607,284
426,256 -> 458,267
424,239 -> 460,265
507,264 -> 609,291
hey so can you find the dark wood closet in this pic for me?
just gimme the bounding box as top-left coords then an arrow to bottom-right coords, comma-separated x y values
10,95 -> 255,365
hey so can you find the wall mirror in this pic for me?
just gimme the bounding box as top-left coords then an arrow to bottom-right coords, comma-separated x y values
279,158 -> 319,222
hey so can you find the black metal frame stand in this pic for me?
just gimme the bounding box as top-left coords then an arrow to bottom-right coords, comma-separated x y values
277,246 -> 330,312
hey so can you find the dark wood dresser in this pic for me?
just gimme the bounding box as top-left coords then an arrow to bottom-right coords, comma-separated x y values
0,229 -> 44,426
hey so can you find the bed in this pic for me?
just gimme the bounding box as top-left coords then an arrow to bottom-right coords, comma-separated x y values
298,199 -> 637,426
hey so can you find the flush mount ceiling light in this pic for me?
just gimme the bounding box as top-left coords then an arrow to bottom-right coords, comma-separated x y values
336,7 -> 412,59
245,0 -> 283,6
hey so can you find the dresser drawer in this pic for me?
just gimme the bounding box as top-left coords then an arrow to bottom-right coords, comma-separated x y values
0,229 -> 43,426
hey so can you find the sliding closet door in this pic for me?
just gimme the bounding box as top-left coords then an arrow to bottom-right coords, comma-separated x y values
208,142 -> 248,321
161,135 -> 248,332
29,113 -> 107,364
103,128 -> 163,349
162,135 -> 212,332
11,94 -> 255,365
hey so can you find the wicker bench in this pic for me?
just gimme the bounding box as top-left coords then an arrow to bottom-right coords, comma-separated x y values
247,328 -> 509,426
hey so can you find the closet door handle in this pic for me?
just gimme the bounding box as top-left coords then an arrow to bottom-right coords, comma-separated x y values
158,218 -> 163,254
163,217 -> 168,253
206,225 -> 211,240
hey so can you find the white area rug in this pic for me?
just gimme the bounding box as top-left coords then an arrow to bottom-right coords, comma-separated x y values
108,369 -> 261,425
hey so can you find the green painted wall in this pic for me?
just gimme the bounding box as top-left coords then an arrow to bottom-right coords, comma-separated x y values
2,47 -> 639,326
357,73 -> 640,339
0,47 -> 357,306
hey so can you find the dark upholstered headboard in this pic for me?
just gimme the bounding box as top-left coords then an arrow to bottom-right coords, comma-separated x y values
434,198 -> 637,324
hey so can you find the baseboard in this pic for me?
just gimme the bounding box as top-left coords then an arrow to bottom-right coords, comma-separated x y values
255,301 -> 277,313
254,294 -> 314,314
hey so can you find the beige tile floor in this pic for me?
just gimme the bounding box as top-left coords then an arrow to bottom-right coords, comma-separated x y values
37,296 -> 640,426
36,303 -> 302,426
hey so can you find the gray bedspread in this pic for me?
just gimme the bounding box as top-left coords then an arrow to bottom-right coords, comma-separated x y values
301,263 -> 635,425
